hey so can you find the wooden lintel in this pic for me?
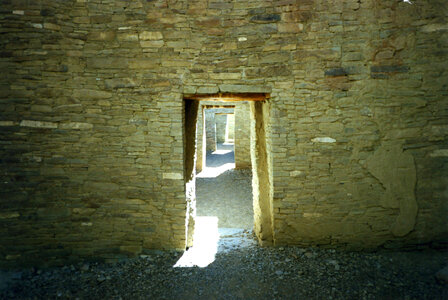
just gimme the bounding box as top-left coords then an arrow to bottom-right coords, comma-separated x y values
184,93 -> 268,102
204,105 -> 235,109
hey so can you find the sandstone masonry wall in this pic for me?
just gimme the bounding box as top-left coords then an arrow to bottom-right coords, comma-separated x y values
0,0 -> 446,266
226,113 -> 235,142
215,113 -> 227,144
235,102 -> 252,169
204,109 -> 216,153
195,105 -> 204,172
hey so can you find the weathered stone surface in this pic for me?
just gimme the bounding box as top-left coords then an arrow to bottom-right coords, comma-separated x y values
0,0 -> 446,268
163,173 -> 182,180
278,23 -> 303,33
19,120 -> 57,129
73,89 -> 112,99
251,101 -> 273,246
87,57 -> 129,69
140,40 -> 164,48
104,78 -> 138,89
59,122 -> 93,130
234,103 -> 251,169
366,143 -> 418,237
128,59 -> 159,69
250,14 -> 281,23
261,65 -> 291,77
370,65 -> 409,73
0,121 -> 15,127
430,149 -> 448,157
219,85 -> 271,93
204,109 -> 217,152
312,137 -> 336,143
90,15 -> 112,24
44,23 -> 61,31
88,31 -> 116,41
196,86 -> 219,94
210,73 -> 241,80
324,67 -> 360,77
139,31 -> 163,40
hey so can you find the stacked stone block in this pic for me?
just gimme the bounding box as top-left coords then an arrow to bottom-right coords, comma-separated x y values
195,105 -> 204,172
226,113 -> 235,142
235,102 -> 252,169
204,109 -> 216,153
215,114 -> 229,144
0,0 -> 446,266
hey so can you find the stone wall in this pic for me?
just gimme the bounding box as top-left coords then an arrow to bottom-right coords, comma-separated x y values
0,0 -> 447,266
215,113 -> 228,144
226,113 -> 235,142
196,105 -> 204,172
204,109 -> 216,153
235,102 -> 252,169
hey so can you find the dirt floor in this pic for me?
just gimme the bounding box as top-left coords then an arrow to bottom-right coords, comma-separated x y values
1,242 -> 447,299
196,142 -> 253,229
1,144 -> 447,299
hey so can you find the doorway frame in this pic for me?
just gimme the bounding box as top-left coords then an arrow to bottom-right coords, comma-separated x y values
183,92 -> 274,248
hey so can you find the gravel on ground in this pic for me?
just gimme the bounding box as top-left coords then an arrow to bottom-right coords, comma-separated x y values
1,241 -> 447,299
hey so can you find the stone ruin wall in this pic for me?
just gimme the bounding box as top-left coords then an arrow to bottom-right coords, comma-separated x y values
215,113 -> 227,144
235,102 -> 252,169
226,113 -> 235,142
0,0 -> 447,267
195,104 -> 205,172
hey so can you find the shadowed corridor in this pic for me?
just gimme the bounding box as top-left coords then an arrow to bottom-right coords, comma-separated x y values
196,142 -> 253,230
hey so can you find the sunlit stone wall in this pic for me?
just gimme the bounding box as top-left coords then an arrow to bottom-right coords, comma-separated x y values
226,113 -> 235,142
0,0 -> 446,266
235,102 -> 252,169
215,112 -> 231,144
196,105 -> 204,172
204,109 -> 217,153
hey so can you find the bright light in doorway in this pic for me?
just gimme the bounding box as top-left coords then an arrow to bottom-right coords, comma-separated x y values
212,149 -> 232,155
174,216 -> 219,268
197,163 -> 235,178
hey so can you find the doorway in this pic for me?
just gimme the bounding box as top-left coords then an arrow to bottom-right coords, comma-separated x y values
179,93 -> 272,267
196,106 -> 253,229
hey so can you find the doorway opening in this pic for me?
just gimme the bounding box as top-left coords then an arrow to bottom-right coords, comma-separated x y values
197,105 -> 253,233
198,106 -> 236,179
177,93 -> 272,267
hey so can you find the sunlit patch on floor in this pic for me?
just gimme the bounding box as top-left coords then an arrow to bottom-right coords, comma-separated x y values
212,148 -> 233,155
174,216 -> 219,268
196,163 -> 235,178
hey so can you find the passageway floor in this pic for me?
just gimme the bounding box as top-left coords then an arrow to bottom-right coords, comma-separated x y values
196,168 -> 253,229
196,142 -> 253,229
2,244 -> 447,299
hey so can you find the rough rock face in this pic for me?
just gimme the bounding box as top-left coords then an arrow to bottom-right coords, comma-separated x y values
0,0 -> 447,267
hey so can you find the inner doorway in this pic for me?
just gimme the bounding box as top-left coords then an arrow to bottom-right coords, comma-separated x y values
196,106 -> 253,230
178,93 -> 272,267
